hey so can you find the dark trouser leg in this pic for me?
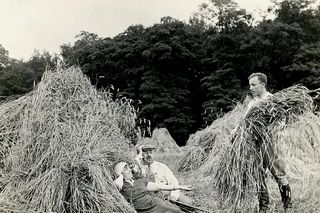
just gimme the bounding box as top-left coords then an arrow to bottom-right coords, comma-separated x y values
279,184 -> 293,210
256,143 -> 269,211
154,197 -> 183,213
261,142 -> 292,209
258,167 -> 269,210
270,160 -> 292,209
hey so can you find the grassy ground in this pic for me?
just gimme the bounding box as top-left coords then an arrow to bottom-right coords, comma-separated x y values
153,152 -> 320,213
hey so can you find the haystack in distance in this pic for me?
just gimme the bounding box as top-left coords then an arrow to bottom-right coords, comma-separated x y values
0,67 -> 136,213
137,128 -> 182,153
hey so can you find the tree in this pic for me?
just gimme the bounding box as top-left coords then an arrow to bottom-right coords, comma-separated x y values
61,21 -> 205,145
283,42 -> 320,88
0,49 -> 58,97
198,0 -> 253,123
58,0 -> 320,144
0,44 -> 10,68
192,0 -> 253,32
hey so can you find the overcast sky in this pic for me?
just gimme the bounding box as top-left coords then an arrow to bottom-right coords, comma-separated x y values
0,0 -> 274,60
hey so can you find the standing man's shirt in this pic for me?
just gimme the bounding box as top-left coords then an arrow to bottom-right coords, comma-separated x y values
244,91 -> 273,117
134,155 -> 180,200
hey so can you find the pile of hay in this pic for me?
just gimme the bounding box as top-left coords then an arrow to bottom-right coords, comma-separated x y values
0,67 -> 136,212
0,95 -> 31,169
136,128 -> 181,153
177,100 -> 248,172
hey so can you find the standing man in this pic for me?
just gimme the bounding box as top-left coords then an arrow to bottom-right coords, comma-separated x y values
134,144 -> 193,205
233,73 -> 293,212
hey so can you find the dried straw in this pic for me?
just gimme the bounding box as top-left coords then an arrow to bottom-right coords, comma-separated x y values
0,67 -> 136,212
213,85 -> 318,208
177,100 -> 248,173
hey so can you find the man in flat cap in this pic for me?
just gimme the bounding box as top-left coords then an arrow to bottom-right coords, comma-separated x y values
134,144 -> 192,205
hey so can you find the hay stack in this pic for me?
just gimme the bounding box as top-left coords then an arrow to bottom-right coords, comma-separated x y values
0,67 -> 136,212
137,128 -> 181,153
177,100 -> 248,172
0,95 -> 31,169
278,111 -> 320,176
152,128 -> 181,153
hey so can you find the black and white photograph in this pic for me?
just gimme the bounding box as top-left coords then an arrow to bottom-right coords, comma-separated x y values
0,0 -> 320,212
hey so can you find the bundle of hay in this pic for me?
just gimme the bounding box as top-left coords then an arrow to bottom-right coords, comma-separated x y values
0,67 -> 136,212
278,111 -> 320,176
212,85 -> 319,208
177,100 -> 248,172
0,95 -> 31,169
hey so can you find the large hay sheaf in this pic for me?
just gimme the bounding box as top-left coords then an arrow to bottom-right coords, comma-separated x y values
177,100 -> 248,173
0,67 -> 136,212
179,85 -> 320,211
213,85 -> 320,208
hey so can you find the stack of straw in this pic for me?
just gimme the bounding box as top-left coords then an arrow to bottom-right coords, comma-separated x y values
177,100 -> 248,173
0,67 -> 136,212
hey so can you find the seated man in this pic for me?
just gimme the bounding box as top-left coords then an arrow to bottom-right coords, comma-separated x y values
113,161 -> 193,213
134,144 -> 193,205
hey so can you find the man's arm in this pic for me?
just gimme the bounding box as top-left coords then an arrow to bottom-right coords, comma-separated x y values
113,174 -> 124,190
160,163 -> 180,200
133,146 -> 147,177
134,145 -> 143,163
230,98 -> 255,138
146,182 -> 192,192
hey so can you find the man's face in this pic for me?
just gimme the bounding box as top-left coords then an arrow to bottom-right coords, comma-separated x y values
249,76 -> 265,97
122,165 -> 133,180
142,150 -> 154,165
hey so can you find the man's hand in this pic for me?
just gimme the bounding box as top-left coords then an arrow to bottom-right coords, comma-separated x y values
169,195 -> 178,201
230,128 -> 238,138
115,173 -> 123,179
113,174 -> 124,190
178,185 -> 193,191
130,163 -> 139,173
230,127 -> 238,138
137,145 -> 143,155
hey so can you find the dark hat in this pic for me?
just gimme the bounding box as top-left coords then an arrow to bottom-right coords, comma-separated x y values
141,144 -> 156,152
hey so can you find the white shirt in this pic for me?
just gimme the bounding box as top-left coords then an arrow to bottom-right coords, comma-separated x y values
244,91 -> 273,117
134,155 -> 180,200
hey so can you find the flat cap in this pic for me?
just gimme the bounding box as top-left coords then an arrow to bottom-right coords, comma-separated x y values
141,144 -> 156,151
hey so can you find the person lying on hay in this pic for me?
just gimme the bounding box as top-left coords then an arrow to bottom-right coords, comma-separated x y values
113,161 -> 193,213
134,144 -> 193,205
232,72 -> 293,212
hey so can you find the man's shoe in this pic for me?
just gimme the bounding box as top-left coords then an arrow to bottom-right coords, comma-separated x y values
284,207 -> 292,213
259,207 -> 269,213
279,184 -> 293,210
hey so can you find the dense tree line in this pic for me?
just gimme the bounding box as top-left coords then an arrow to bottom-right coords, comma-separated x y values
1,0 -> 320,145
0,47 -> 59,98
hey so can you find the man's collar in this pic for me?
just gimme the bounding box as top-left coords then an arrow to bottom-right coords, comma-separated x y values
256,91 -> 270,100
142,160 -> 154,167
124,179 -> 134,185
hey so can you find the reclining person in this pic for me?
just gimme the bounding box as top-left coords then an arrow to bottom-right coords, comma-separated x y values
113,161 -> 192,213
134,144 -> 193,205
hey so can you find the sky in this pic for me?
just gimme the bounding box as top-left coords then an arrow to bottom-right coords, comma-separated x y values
0,0 -> 274,60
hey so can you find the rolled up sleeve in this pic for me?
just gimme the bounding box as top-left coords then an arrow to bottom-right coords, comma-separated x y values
161,164 -> 180,199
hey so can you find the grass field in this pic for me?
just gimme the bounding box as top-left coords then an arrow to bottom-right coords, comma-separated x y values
154,151 -> 320,213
